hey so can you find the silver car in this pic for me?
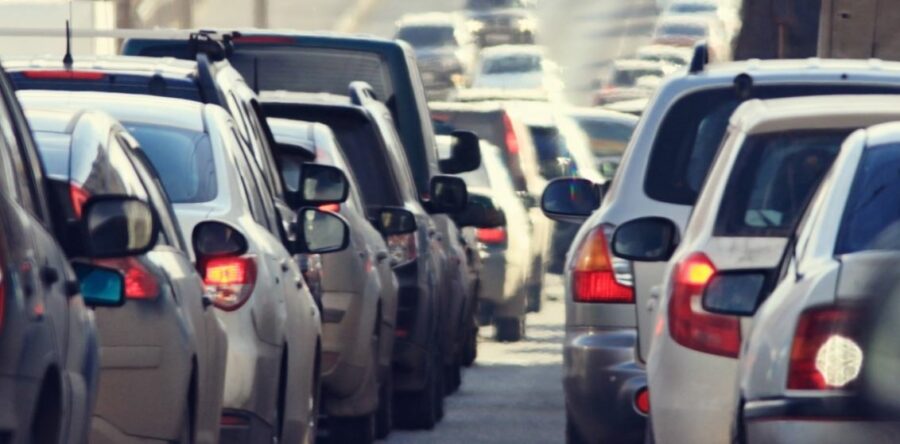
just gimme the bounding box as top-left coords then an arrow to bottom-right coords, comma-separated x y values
269,117 -> 399,442
737,121 -> 900,443
541,52 -> 900,444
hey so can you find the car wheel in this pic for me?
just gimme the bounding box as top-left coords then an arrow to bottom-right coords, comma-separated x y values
444,350 -> 462,395
434,346 -> 446,421
394,346 -> 440,429
477,301 -> 493,326
330,414 -> 376,444
566,414 -> 588,444
302,352 -> 321,444
495,316 -> 524,342
375,367 -> 393,439
462,324 -> 478,367
526,283 -> 542,313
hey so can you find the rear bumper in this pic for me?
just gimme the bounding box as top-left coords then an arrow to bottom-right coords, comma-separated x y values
563,327 -> 646,444
744,397 -> 900,444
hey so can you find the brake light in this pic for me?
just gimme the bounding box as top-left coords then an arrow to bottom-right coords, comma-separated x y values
318,203 -> 340,213
233,36 -> 295,45
202,256 -> 257,311
22,70 -> 106,80
634,387 -> 650,415
95,257 -> 159,300
502,112 -> 519,156
571,225 -> 634,303
668,253 -> 741,358
476,227 -> 506,244
387,233 -> 417,267
788,306 -> 862,390
69,183 -> 90,219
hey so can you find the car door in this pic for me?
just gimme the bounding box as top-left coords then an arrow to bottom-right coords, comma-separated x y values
119,131 -> 227,442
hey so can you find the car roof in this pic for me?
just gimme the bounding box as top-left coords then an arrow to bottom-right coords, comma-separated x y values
396,12 -> 460,27
24,107 -> 88,134
260,90 -> 353,106
697,57 -> 900,78
4,55 -> 198,79
480,44 -> 544,58
731,95 -> 900,134
18,90 -> 207,133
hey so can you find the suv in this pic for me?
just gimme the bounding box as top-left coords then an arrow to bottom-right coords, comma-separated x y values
262,86 -> 468,430
541,48 -> 900,444
0,63 -> 141,444
464,0 -> 537,47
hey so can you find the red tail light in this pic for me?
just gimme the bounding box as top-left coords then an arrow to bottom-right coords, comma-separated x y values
318,203 -> 340,213
232,35 -> 295,45
22,70 -> 106,80
668,253 -> 741,358
95,257 -> 160,300
788,306 -> 862,390
203,256 -> 257,311
69,183 -> 90,219
634,387 -> 650,415
502,112 -> 519,156
387,233 -> 418,267
571,225 -> 634,303
476,227 -> 506,244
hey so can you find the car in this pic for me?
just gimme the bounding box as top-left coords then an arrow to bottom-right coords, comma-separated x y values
472,45 -> 564,101
653,15 -> 731,61
23,103 -> 230,444
540,50 -> 900,444
609,94 -> 900,444
592,59 -> 666,106
20,90 -> 347,443
0,62 -> 141,444
430,101 -> 550,313
440,136 -> 532,340
464,0 -> 537,47
268,117 -> 400,442
566,107 -> 638,181
661,0 -> 740,40
395,12 -> 479,97
261,86 -> 469,430
736,121 -> 900,444
635,44 -> 694,70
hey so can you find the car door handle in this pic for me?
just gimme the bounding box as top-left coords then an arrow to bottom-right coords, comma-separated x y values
376,251 -> 389,263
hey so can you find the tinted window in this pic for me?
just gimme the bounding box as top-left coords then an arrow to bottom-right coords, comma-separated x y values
572,118 -> 636,158
716,130 -> 847,237
670,4 -> 717,13
397,26 -> 457,48
483,55 -> 540,74
836,144 -> 900,254
658,24 -> 707,37
124,124 -> 217,204
529,126 -> 573,178
644,85 -> 900,205
330,120 -> 403,207
466,0 -> 525,9
32,132 -> 70,179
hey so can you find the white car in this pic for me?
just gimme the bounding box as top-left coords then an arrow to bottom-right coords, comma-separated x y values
20,90 -> 344,443
635,44 -> 694,70
611,95 -> 900,444
472,45 -> 564,100
653,15 -> 731,61
737,121 -> 900,444
662,0 -> 741,41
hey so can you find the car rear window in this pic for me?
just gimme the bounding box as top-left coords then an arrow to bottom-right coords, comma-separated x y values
644,85 -> 900,206
613,68 -> 664,86
836,143 -> 900,254
483,55 -> 541,74
124,123 -> 217,204
658,24 -> 707,37
397,26 -> 457,48
529,125 -> 574,178
466,0 -> 525,10
715,130 -> 848,237
572,117 -> 636,158
431,110 -> 505,151
32,132 -> 70,179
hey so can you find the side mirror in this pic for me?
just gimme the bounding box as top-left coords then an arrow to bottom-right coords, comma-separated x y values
429,175 -> 469,214
612,217 -> 679,262
295,208 -> 350,254
192,221 -> 249,258
376,207 -> 418,235
439,130 -> 481,174
81,196 -> 158,258
541,178 -> 602,224
702,272 -> 768,316
453,192 -> 506,228
284,163 -> 349,206
73,263 -> 125,307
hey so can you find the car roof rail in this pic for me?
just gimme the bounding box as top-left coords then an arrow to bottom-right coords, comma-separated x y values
689,42 -> 709,74
348,81 -> 379,105
195,52 -> 228,108
188,31 -> 231,62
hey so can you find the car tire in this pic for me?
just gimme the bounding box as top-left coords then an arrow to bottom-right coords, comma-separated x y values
394,348 -> 440,430
330,414 -> 376,444
434,347 -> 446,421
462,324 -> 478,367
526,283 -> 542,313
303,351 -> 321,444
444,357 -> 462,395
375,367 -> 393,439
477,301 -> 493,326
566,414 -> 588,444
495,316 -> 524,342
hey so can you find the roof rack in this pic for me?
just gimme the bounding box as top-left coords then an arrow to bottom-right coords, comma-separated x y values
348,81 -> 379,105
188,31 -> 231,61
689,42 -> 709,74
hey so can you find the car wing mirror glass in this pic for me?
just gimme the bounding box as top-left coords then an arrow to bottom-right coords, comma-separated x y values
702,272 -> 768,316
295,208 -> 350,254
74,263 -> 126,307
429,175 -> 469,214
192,221 -> 249,259
611,217 -> 679,262
82,196 -> 158,258
540,178 -> 601,223
439,130 -> 481,174
377,207 -> 418,235
453,192 -> 506,228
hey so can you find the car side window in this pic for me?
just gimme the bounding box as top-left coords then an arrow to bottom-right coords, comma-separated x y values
236,128 -> 281,235
118,133 -> 185,251
228,127 -> 271,230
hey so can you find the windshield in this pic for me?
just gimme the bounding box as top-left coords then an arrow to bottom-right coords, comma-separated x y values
657,24 -> 706,37
836,143 -> 900,253
397,26 -> 457,48
482,55 -> 541,74
466,0 -> 525,10
124,123 -> 217,204
669,4 -> 717,14
715,130 -> 848,237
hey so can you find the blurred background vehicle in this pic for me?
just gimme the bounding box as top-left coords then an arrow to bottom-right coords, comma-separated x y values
269,117 -> 399,443
635,44 -> 693,71
652,15 -> 731,60
464,0 -> 537,47
395,12 -> 479,100
592,59 -> 666,106
25,103 -> 229,444
472,45 -> 564,101
565,107 -> 639,181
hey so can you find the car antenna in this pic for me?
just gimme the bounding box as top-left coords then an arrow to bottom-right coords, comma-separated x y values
62,20 -> 73,68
